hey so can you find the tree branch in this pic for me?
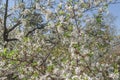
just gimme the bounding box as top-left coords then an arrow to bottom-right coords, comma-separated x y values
83,1 -> 120,13
25,23 -> 46,37
7,38 -> 19,42
8,21 -> 21,33
40,52 -> 51,66
3,0 -> 9,42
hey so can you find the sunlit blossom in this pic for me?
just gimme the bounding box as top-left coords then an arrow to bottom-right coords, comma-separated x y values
36,3 -> 40,9
21,9 -> 31,15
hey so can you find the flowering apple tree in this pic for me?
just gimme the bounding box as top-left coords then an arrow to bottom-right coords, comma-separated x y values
0,0 -> 120,80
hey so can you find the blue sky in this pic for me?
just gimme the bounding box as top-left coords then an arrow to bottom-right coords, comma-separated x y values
109,3 -> 120,34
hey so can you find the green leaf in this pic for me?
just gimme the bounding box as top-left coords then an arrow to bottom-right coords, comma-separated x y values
96,17 -> 101,23
32,62 -> 37,66
81,3 -> 87,8
13,17 -> 17,22
47,65 -> 54,72
3,48 -> 7,56
10,61 -> 17,65
64,32 -> 71,37
9,50 -> 15,56
68,26 -> 73,31
33,72 -> 39,77
23,37 -> 30,42
3,48 -> 7,54
72,44 -> 79,48
59,10 -> 65,15
96,14 -> 102,23
88,52 -> 94,57
36,47 -> 41,52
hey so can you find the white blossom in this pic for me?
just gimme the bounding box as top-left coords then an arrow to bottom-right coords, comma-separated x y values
65,5 -> 72,12
58,2 -> 63,7
99,7 -> 102,12
0,61 -> 5,66
59,15 -> 64,23
66,73 -> 72,78
53,68 -> 60,75
21,9 -> 31,15
57,26 -> 63,33
80,0 -> 84,3
109,73 -> 119,79
72,76 -> 79,79
45,9 -> 52,20
74,4 -> 79,10
46,9 -> 52,15
96,72 -> 103,79
84,56 -> 89,61
20,19 -> 27,26
94,1 -> 100,6
75,67 -> 81,75
36,3 -> 40,9
18,3 -> 25,9
19,74 -> 25,79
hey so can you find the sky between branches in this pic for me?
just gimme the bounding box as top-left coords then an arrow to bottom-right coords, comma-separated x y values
109,3 -> 120,35
3,0 -> 120,35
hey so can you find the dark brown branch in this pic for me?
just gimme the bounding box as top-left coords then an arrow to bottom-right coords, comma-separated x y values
40,52 -> 51,66
3,38 -> 19,47
3,0 -> 9,42
7,38 -> 19,42
3,0 -> 8,31
3,0 -> 21,46
8,21 -> 21,33
25,27 -> 37,37
25,23 -> 46,37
